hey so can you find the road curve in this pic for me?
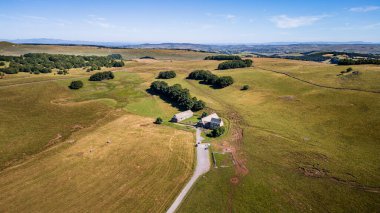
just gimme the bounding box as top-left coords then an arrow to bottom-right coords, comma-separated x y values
166,128 -> 210,213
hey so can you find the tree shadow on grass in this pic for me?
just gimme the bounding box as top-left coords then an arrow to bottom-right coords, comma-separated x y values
146,88 -> 188,111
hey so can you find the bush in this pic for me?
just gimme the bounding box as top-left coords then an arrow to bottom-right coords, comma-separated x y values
69,80 -> 84,90
158,71 -> 176,79
241,85 -> 250,90
217,59 -> 253,70
204,55 -> 241,60
112,61 -> 124,67
0,62 -> 5,66
201,112 -> 208,118
210,126 -> 226,137
89,71 -> 114,81
346,67 -> 353,72
155,117 -> 163,124
57,70 -> 64,75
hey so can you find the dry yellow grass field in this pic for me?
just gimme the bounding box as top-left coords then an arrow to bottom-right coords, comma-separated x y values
0,114 -> 194,212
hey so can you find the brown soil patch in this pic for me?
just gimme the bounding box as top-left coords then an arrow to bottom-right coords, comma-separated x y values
230,177 -> 239,185
71,124 -> 84,132
299,165 -> 328,178
299,164 -> 380,193
278,95 -> 299,101
45,134 -> 62,147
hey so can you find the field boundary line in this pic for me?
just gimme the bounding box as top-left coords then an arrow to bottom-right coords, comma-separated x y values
256,66 -> 380,94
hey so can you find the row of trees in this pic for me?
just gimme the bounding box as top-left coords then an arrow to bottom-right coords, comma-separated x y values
187,70 -> 234,88
89,71 -> 115,81
157,71 -> 176,79
0,53 -> 124,74
337,58 -> 380,65
150,81 -> 205,111
204,55 -> 241,60
217,59 -> 253,70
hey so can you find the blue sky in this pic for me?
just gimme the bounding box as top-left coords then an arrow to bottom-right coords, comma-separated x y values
1,0 -> 380,43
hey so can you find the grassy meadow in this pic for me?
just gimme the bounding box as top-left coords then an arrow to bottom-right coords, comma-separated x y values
0,45 -> 379,212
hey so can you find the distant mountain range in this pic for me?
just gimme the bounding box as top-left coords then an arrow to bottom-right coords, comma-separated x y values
2,38 -> 380,54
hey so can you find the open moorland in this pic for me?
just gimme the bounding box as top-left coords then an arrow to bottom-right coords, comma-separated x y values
0,44 -> 379,212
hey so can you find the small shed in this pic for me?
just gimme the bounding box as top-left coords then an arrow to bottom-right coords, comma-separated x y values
200,113 -> 224,129
171,110 -> 194,122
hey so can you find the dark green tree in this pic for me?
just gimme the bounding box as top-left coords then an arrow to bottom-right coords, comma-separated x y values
69,80 -> 84,89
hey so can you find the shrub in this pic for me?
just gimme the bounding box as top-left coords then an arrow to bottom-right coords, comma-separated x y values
112,61 -> 124,67
201,112 -> 208,118
210,126 -> 226,137
0,62 -> 5,66
69,80 -> 84,90
89,71 -> 114,81
158,71 -> 176,79
346,67 -> 353,72
204,55 -> 241,60
241,85 -> 250,90
57,70 -> 64,75
155,117 -> 163,124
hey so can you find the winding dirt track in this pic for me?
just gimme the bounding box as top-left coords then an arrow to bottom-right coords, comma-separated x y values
256,66 -> 380,94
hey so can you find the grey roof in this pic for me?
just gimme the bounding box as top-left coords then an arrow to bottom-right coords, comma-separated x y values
210,118 -> 222,124
173,110 -> 193,119
201,113 -> 220,124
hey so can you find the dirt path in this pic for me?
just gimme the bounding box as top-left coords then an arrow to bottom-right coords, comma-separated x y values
166,128 -> 210,213
256,66 -> 380,94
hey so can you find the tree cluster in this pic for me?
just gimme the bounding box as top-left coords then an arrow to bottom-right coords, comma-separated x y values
210,126 -> 225,137
204,55 -> 242,60
337,58 -> 380,65
0,53 -> 124,74
150,81 -> 205,111
187,70 -> 234,88
89,71 -> 115,81
108,54 -> 123,60
69,80 -> 84,89
157,71 -> 176,79
217,59 -> 253,70
140,56 -> 156,59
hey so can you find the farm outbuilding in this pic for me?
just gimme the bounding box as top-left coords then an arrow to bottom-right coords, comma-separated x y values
171,110 -> 194,122
199,113 -> 224,129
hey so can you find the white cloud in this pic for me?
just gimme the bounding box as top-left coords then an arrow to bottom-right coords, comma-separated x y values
363,23 -> 380,29
349,6 -> 380,12
270,15 -> 327,29
205,13 -> 237,23
85,15 -> 113,28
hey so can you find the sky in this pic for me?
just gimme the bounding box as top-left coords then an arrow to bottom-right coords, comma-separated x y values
1,0 -> 380,44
